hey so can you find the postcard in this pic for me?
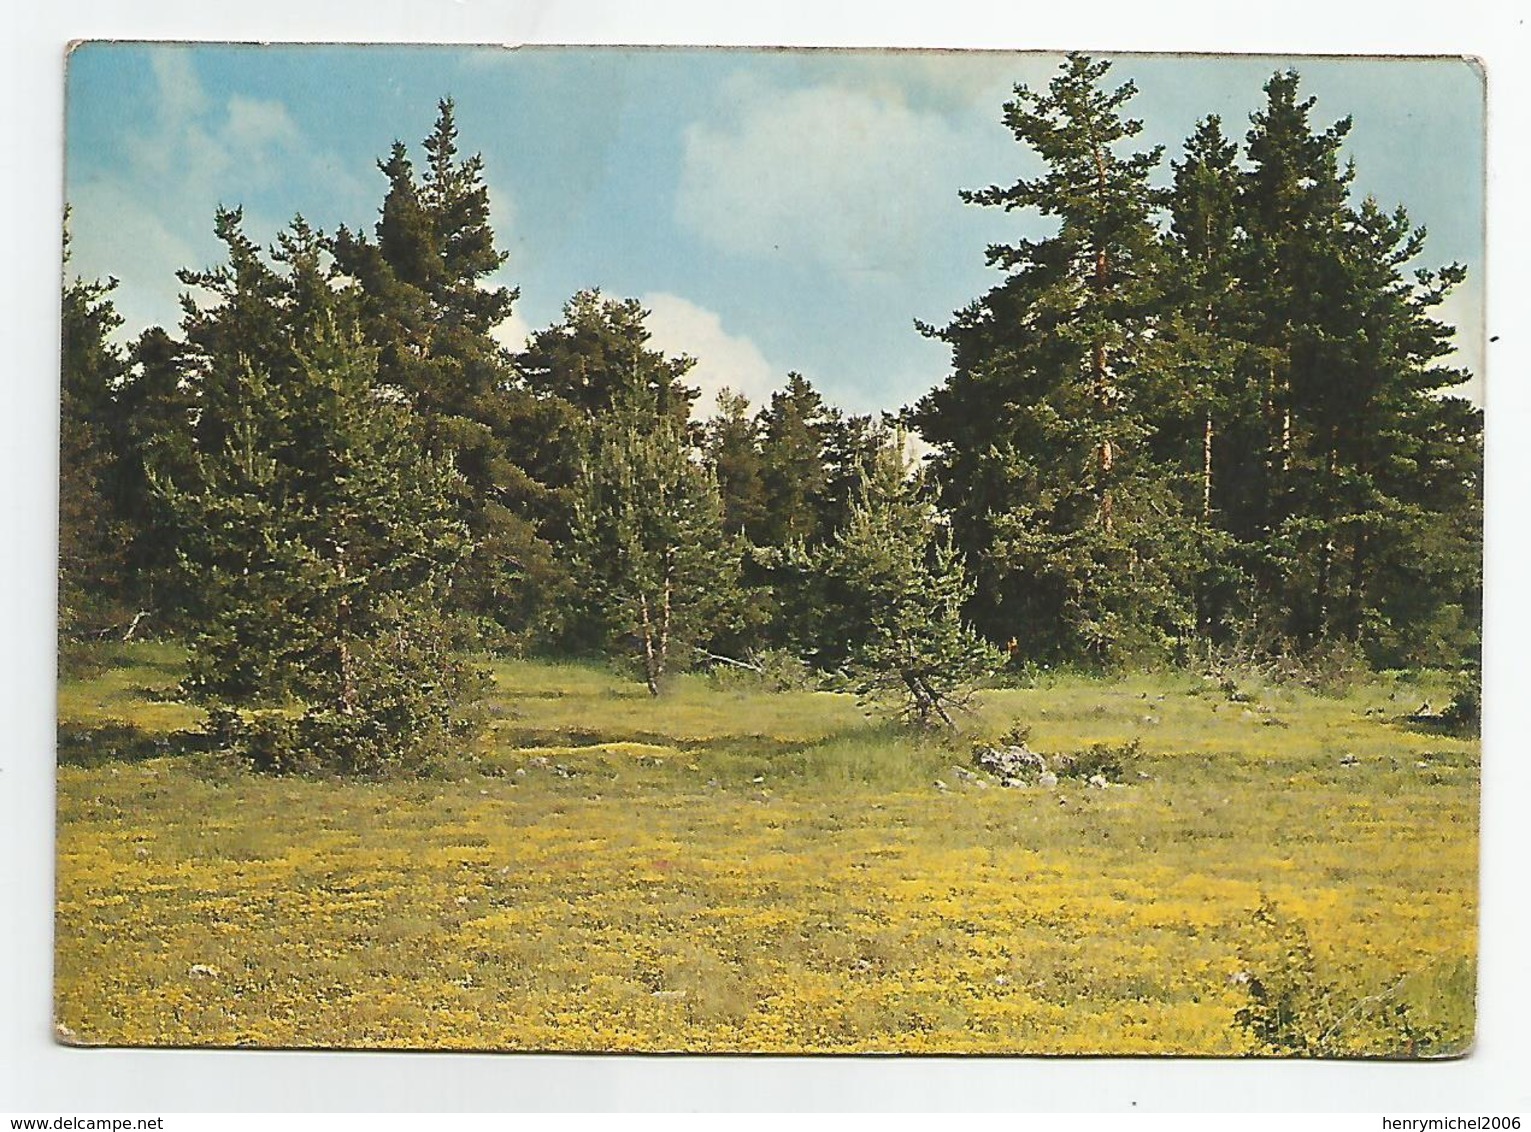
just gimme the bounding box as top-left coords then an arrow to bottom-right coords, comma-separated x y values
56,43 -> 1482,1055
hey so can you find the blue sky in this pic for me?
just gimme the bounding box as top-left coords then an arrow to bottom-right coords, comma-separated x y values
64,44 -> 1485,415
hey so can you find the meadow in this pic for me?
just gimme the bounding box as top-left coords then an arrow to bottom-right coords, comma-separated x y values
54,643 -> 1478,1055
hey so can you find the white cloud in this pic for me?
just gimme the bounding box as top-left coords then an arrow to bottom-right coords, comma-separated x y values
1432,273 -> 1485,405
489,308 -> 534,354
675,73 -> 991,279
640,292 -> 782,417
482,176 -> 525,299
481,180 -> 528,354
125,58 -> 227,187
69,47 -> 369,342
67,179 -> 201,334
836,51 -> 1052,115
149,50 -> 208,127
898,428 -> 935,468
224,96 -> 301,152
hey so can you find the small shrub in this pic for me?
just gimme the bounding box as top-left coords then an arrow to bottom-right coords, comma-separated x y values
993,658 -> 1047,688
212,703 -> 485,778
1234,898 -> 1472,1057
1441,667 -> 1481,736
753,648 -> 816,693
971,732 -> 1140,785
1203,636 -> 1368,700
197,603 -> 483,778
1299,639 -> 1368,697
1052,738 -> 1141,783
997,723 -> 1033,748
1234,898 -> 1336,1055
56,719 -> 181,768
706,648 -> 815,694
204,624 -> 488,778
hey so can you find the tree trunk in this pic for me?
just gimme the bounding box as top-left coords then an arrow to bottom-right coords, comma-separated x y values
637,591 -> 661,697
337,545 -> 356,715
1314,445 -> 1339,640
657,552 -> 673,694
1316,535 -> 1334,644
1202,407 -> 1214,522
1345,532 -> 1369,642
1093,278 -> 1114,534
901,669 -> 954,730
1262,374 -> 1274,484
1089,139 -> 1115,536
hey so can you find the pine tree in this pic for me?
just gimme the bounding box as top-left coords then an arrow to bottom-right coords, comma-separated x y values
704,389 -> 768,539
331,100 -> 553,647
163,214 -> 483,775
913,53 -> 1200,664
1229,71 -> 1357,643
516,289 -> 702,657
1229,72 -> 1479,662
571,384 -> 741,696
176,209 -> 297,438
518,289 -> 698,424
817,409 -> 895,538
102,327 -> 198,628
59,220 -> 133,649
1158,114 -> 1253,640
816,443 -> 999,728
1163,116 -> 1245,519
1291,197 -> 1479,664
755,373 -> 833,548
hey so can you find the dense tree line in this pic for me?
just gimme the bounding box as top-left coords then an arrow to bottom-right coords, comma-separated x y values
912,57 -> 1479,670
59,63 -> 1481,769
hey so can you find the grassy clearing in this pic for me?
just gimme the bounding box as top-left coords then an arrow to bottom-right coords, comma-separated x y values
54,645 -> 1477,1054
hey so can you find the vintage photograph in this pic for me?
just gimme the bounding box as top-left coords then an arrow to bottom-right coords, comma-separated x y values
56,43 -> 1482,1055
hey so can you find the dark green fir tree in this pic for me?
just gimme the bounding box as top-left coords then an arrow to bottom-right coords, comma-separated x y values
913,54 -> 1200,665
163,214 -> 484,775
816,442 -> 999,728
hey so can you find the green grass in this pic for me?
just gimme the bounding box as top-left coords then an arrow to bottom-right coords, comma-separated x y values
53,643 -> 1478,1055
57,639 -> 201,733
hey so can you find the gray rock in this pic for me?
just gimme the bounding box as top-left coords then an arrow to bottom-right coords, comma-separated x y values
974,742 -> 1049,785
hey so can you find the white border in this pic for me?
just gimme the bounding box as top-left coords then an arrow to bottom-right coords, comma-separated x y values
5,1 -> 1526,1113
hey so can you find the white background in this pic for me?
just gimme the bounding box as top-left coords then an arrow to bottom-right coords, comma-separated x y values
3,0 -> 1526,1114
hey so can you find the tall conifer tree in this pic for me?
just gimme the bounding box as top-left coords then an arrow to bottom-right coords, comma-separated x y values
913,54 -> 1199,663
59,223 -> 132,646
756,373 -> 834,548
1157,115 -> 1255,640
704,389 -> 769,539
1226,72 -> 1479,661
331,100 -> 555,646
163,214 -> 483,774
559,309 -> 739,692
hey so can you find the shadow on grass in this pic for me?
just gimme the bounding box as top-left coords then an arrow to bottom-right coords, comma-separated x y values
490,725 -> 610,749
56,721 -> 211,768
1389,713 -> 1477,741
482,718 -> 966,792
